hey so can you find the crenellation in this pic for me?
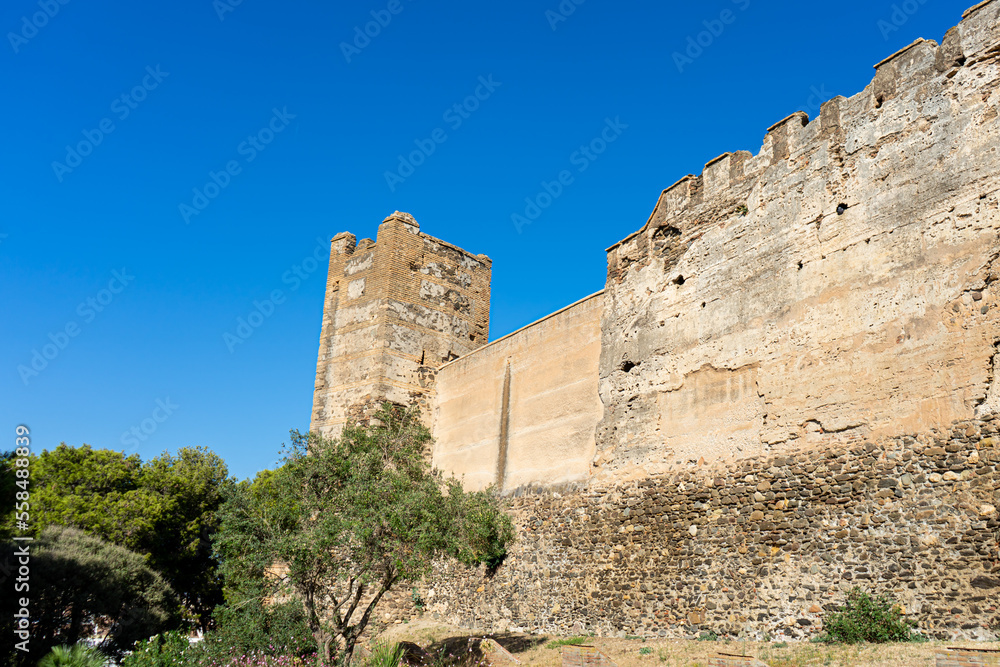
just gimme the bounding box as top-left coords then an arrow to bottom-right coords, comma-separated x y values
960,0 -> 1000,59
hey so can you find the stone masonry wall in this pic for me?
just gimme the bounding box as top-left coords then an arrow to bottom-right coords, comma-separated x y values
378,420 -> 999,641
597,3 -> 1000,484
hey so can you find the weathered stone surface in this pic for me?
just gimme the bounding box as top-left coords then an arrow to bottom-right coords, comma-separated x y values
596,2 -> 1000,482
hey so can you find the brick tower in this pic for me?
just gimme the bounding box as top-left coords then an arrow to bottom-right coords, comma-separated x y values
310,212 -> 491,436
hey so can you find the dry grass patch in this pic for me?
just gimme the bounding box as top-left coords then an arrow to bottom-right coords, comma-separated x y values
373,621 -> 1000,667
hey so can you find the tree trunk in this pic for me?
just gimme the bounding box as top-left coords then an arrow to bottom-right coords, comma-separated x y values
342,633 -> 358,666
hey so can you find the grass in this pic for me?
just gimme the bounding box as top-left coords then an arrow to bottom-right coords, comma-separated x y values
544,636 -> 589,649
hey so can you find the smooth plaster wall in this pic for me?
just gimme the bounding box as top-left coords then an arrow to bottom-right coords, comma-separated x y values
431,292 -> 604,493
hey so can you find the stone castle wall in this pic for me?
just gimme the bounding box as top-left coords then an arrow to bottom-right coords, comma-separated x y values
313,1 -> 1000,642
378,419 -> 999,641
432,292 -> 604,493
596,4 -> 1000,483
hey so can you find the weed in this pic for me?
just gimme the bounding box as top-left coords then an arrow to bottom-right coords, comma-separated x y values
658,648 -> 670,662
821,587 -> 924,644
696,631 -> 718,642
412,587 -> 426,613
366,641 -> 405,667
639,647 -> 653,655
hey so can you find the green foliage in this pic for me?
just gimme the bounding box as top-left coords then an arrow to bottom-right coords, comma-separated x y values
121,601 -> 319,667
200,599 -> 318,662
119,631 -> 191,667
696,631 -> 718,641
545,637 -> 588,649
0,527 -> 179,665
214,403 -> 516,665
37,644 -> 107,667
9,443 -> 233,629
411,587 -> 426,613
364,641 -> 405,667
820,587 -> 924,644
639,647 -> 653,655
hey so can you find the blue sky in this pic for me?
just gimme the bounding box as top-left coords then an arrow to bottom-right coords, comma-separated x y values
2,0 -> 973,480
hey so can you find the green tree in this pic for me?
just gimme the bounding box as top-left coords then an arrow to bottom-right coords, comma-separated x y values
9,444 -> 233,629
137,447 -> 233,628
215,403 -> 516,665
1,527 -> 179,665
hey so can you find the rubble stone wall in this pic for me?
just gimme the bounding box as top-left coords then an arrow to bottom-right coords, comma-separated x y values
380,420 -> 999,641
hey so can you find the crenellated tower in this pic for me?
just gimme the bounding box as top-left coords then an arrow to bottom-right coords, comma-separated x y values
310,211 -> 491,436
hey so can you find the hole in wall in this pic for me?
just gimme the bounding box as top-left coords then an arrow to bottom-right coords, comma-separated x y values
797,261 -> 804,270
673,275 -> 686,286
620,360 -> 636,373
837,203 -> 848,215
875,95 -> 884,109
958,56 -> 967,67
701,302 -> 706,308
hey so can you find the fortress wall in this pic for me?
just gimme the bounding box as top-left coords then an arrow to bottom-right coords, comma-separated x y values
596,4 -> 1000,482
431,292 -> 604,493
378,419 -> 1000,642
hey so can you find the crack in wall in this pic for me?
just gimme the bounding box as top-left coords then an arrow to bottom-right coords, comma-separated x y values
975,339 -> 1000,417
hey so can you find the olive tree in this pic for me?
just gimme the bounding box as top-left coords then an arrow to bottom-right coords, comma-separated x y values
215,403 -> 515,665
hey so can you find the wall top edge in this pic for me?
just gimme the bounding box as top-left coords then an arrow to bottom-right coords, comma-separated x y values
964,0 -> 998,19
606,175 -> 698,252
873,38 -> 930,69
437,290 -> 605,373
418,230 -> 493,266
766,111 -> 809,134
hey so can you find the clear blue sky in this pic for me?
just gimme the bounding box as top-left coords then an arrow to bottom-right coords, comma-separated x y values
2,0 -> 973,480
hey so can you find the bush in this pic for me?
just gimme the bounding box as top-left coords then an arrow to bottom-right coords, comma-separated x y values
120,630 -> 192,667
37,645 -> 106,667
821,587 -> 924,643
199,599 -> 318,662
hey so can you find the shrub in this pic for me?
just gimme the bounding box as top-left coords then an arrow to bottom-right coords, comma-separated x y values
37,645 -> 107,667
821,587 -> 924,643
200,599 -> 318,662
120,630 -> 193,667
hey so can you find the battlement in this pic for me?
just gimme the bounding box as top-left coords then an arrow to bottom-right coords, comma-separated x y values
606,2 -> 998,278
310,212 -> 491,436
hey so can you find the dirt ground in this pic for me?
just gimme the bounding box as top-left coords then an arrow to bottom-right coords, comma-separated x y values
374,618 -> 1000,667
